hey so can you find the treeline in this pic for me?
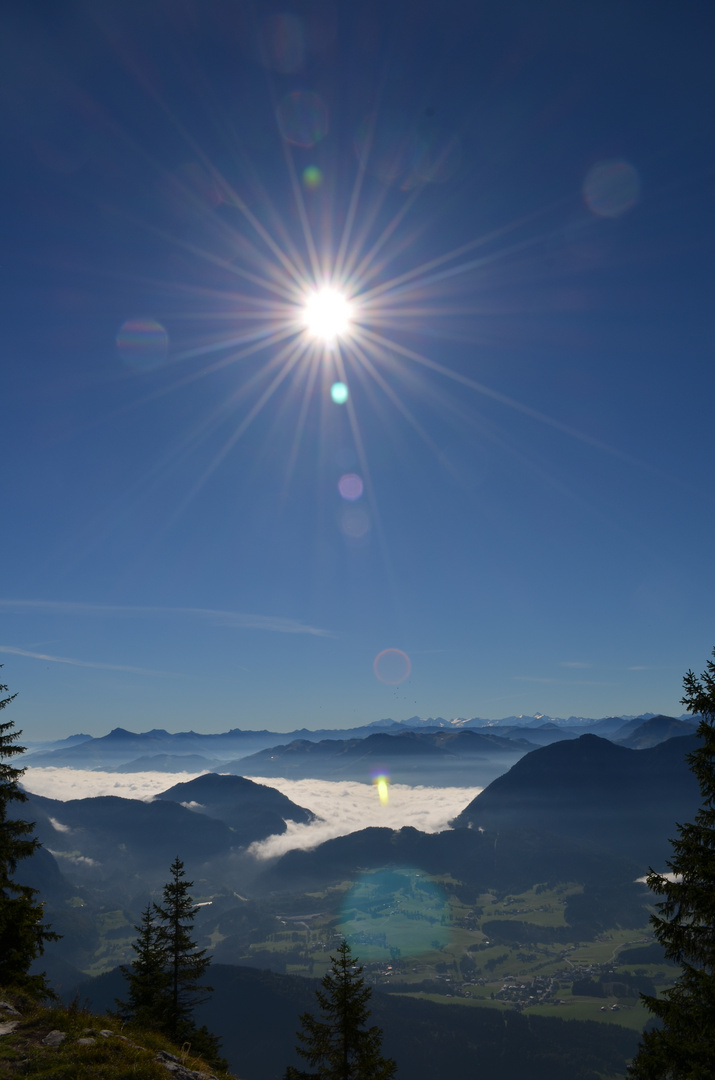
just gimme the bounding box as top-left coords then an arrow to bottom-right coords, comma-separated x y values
571,972 -> 656,999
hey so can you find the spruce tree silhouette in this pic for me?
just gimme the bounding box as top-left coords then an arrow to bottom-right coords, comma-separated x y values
119,857 -> 224,1068
0,671 -> 57,994
285,939 -> 396,1080
629,649 -> 715,1079
117,904 -> 170,1029
153,857 -> 213,1043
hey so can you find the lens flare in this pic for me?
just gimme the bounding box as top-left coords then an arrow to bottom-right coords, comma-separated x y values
372,772 -> 390,805
339,867 -> 452,959
340,505 -> 370,539
582,160 -> 640,218
116,318 -> 169,371
303,287 -> 352,341
373,648 -> 411,685
303,165 -> 323,190
338,473 -> 364,500
330,382 -> 349,404
136,98 -> 624,536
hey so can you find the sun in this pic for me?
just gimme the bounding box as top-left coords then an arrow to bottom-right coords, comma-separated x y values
302,286 -> 353,342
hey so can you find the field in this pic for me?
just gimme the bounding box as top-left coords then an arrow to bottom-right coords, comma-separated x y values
80,870 -> 675,1032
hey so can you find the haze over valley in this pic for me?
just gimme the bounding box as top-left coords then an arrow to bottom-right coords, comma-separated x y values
0,692 -> 706,1080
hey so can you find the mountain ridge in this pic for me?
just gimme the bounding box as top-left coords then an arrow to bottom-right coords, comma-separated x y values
451,732 -> 701,864
25,712 -> 695,771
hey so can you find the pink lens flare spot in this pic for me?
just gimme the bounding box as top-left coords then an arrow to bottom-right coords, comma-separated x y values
373,648 -> 412,685
338,473 -> 364,501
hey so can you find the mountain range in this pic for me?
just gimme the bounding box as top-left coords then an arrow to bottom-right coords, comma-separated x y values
24,713 -> 696,780
15,725 -> 699,920
19,727 -> 701,904
230,728 -> 535,786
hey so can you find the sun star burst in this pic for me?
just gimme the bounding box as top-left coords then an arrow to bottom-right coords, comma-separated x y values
303,286 -> 353,342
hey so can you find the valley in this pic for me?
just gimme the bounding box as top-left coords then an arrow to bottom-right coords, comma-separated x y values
11,717 -> 702,1079
63,875 -> 674,1033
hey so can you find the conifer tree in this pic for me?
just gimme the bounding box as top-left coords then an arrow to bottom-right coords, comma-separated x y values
629,649 -> 715,1079
286,939 -> 396,1080
0,671 -> 57,994
119,858 -> 225,1068
153,856 -> 213,1044
117,904 -> 170,1029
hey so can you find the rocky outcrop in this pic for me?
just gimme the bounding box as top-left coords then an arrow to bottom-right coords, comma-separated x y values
0,998 -> 227,1079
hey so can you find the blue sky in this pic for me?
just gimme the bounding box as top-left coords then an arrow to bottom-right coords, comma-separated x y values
2,1 -> 714,740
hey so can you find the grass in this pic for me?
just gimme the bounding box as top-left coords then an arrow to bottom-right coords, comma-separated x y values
0,989 -> 236,1080
534,999 -> 652,1030
77,876 -> 674,1035
397,991 -> 509,1010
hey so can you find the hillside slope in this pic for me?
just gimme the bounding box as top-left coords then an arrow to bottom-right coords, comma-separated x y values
0,991 -> 234,1080
76,963 -> 639,1080
451,733 -> 700,864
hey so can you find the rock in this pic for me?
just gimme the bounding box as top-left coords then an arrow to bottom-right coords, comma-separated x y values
156,1051 -> 182,1064
76,1037 -> 96,1045
0,1021 -> 20,1036
100,1029 -> 115,1037
42,1030 -> 66,1046
0,1001 -> 21,1017
154,1049 -> 216,1080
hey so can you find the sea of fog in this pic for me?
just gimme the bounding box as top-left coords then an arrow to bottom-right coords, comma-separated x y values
21,768 -> 482,858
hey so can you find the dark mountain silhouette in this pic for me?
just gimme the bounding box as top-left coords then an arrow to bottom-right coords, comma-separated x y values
29,954 -> 86,999
21,843 -> 72,905
154,772 -> 314,843
254,822 -> 640,898
24,791 -> 235,875
612,714 -> 697,748
74,962 -> 639,1080
14,776 -> 315,894
451,733 -> 701,865
232,729 -> 534,786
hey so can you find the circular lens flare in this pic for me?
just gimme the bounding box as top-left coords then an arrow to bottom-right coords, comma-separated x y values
330,382 -> 349,404
303,287 -> 352,342
373,648 -> 412,685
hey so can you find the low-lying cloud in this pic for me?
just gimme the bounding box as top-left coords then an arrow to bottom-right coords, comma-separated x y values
245,776 -> 481,859
48,816 -> 71,833
22,767 -> 202,802
22,768 -> 480,858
